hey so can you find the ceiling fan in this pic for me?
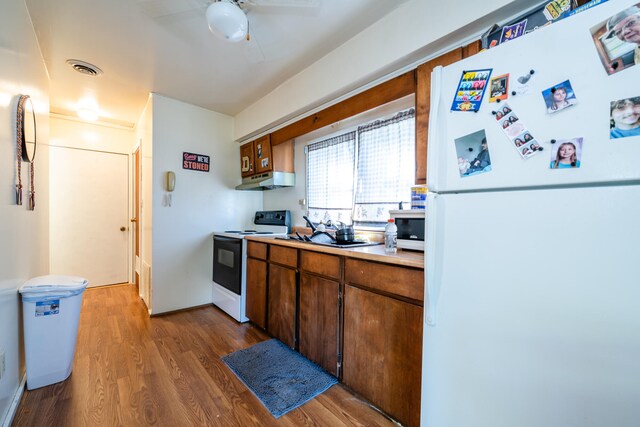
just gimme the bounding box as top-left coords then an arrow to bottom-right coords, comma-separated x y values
137,0 -> 320,61
206,0 -> 320,42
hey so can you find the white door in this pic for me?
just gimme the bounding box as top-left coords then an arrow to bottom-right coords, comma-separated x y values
50,146 -> 129,287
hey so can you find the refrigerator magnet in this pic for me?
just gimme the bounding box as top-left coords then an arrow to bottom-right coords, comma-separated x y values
590,4 -> 640,76
542,80 -> 577,114
489,74 -> 509,103
549,138 -> 583,169
609,96 -> 640,139
451,68 -> 493,112
454,129 -> 492,177
494,103 -> 541,159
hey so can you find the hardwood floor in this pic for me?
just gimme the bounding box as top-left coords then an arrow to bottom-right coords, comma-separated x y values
12,285 -> 395,426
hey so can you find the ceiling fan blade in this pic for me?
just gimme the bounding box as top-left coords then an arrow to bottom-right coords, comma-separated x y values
241,0 -> 320,8
137,0 -> 209,19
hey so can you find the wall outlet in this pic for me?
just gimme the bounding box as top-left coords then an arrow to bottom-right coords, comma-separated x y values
0,350 -> 5,381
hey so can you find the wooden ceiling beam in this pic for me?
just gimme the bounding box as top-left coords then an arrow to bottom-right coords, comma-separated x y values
270,70 -> 416,146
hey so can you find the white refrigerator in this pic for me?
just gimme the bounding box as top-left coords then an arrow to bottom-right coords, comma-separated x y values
422,1 -> 640,426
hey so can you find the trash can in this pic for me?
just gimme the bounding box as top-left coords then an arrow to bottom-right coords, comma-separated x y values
19,275 -> 89,390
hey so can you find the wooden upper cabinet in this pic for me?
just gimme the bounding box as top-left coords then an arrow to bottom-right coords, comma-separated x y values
239,135 -> 294,178
240,141 -> 255,177
254,134 -> 273,174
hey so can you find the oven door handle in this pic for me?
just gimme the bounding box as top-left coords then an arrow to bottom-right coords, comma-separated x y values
214,235 -> 242,243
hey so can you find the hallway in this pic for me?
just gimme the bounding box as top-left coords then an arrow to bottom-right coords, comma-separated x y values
12,285 -> 394,426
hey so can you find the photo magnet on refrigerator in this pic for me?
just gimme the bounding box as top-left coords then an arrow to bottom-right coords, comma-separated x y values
591,3 -> 640,76
493,103 -> 541,159
609,96 -> 640,139
489,74 -> 510,103
549,137 -> 583,169
451,68 -> 493,112
542,80 -> 577,114
454,129 -> 492,177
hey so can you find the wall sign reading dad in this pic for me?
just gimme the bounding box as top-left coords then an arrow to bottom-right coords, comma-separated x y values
183,152 -> 210,172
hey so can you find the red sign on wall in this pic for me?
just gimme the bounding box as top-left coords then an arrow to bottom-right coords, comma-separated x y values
183,152 -> 210,172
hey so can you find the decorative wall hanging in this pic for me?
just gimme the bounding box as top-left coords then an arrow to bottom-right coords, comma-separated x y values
16,94 -> 37,210
183,152 -> 210,172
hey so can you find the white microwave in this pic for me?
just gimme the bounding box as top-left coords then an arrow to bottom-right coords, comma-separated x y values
389,210 -> 425,251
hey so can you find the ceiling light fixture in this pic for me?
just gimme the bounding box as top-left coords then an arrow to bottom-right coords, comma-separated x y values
206,0 -> 248,42
77,108 -> 99,121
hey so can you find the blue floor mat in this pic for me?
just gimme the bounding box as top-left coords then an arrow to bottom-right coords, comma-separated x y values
222,339 -> 338,418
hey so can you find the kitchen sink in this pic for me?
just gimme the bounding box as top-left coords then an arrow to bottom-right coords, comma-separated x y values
275,236 -> 382,248
307,240 -> 382,248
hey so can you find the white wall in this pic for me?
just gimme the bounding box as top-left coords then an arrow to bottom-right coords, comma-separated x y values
234,0 -> 536,140
149,94 -> 262,314
0,0 -> 50,424
136,96 -> 153,308
49,116 -> 134,154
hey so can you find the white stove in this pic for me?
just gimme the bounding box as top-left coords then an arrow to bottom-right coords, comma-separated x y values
212,210 -> 290,322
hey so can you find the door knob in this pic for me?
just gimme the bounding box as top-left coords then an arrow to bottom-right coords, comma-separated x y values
130,217 -> 138,222
120,226 -> 126,231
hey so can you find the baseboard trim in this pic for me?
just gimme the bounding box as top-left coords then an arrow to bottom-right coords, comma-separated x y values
150,303 -> 212,317
2,374 -> 26,427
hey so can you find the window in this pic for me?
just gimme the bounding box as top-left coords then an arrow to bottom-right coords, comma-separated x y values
306,108 -> 415,227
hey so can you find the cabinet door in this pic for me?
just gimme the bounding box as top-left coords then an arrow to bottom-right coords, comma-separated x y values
240,141 -> 255,177
342,285 -> 423,427
299,272 -> 339,377
254,135 -> 273,174
246,258 -> 267,329
267,263 -> 297,348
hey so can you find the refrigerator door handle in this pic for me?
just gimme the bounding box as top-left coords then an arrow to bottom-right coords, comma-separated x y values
425,192 -> 443,326
426,66 -> 443,192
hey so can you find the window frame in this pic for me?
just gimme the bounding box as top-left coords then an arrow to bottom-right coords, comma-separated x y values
304,103 -> 416,229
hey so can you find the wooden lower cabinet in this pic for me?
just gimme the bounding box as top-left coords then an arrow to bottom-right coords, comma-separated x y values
267,263 -> 297,348
342,284 -> 423,427
245,257 -> 267,329
298,272 -> 339,377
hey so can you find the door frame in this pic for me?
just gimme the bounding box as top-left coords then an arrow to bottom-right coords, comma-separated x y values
132,144 -> 141,288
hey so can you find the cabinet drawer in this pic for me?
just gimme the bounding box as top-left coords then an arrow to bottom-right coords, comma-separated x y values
345,259 -> 423,303
247,241 -> 267,260
269,245 -> 297,268
300,251 -> 341,280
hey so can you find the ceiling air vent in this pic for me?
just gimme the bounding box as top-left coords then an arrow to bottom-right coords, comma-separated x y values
66,59 -> 103,76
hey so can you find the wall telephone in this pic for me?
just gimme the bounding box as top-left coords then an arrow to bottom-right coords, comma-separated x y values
165,171 -> 175,192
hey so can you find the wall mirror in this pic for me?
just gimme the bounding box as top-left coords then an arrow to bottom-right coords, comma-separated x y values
19,95 -> 37,162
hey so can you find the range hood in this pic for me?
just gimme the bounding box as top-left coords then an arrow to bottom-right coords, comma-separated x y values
235,171 -> 295,191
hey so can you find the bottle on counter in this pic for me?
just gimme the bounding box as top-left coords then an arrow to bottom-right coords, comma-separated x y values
384,219 -> 397,254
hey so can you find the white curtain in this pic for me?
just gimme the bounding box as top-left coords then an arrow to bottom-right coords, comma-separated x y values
306,132 -> 356,225
353,109 -> 415,224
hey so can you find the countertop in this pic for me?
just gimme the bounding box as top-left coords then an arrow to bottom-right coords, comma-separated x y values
244,235 -> 424,269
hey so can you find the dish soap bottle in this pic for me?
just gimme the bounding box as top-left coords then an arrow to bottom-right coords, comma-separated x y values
384,219 -> 397,254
